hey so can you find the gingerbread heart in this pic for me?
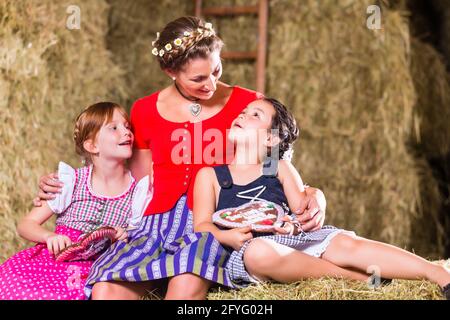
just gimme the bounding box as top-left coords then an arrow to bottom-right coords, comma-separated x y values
212,201 -> 285,232
55,226 -> 117,262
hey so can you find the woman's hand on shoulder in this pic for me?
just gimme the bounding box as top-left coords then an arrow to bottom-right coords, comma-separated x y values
277,159 -> 326,232
33,172 -> 63,207
294,187 -> 326,232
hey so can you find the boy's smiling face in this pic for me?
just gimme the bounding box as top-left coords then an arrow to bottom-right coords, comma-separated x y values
230,99 -> 276,142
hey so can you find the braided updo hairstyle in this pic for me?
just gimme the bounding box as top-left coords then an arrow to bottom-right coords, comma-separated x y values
73,102 -> 130,164
152,16 -> 224,72
264,98 -> 300,161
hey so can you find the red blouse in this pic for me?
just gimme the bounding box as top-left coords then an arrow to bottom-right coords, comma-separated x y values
130,86 -> 262,215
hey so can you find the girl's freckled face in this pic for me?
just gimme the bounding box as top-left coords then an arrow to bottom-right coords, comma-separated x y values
95,109 -> 134,160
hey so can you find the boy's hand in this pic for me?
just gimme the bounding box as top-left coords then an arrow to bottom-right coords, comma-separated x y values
113,226 -> 128,243
46,234 -> 72,256
273,216 -> 302,235
220,226 -> 253,251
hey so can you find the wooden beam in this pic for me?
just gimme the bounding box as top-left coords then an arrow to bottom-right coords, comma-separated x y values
194,0 -> 202,17
256,0 -> 268,94
221,51 -> 257,60
202,5 -> 259,16
193,0 -> 268,93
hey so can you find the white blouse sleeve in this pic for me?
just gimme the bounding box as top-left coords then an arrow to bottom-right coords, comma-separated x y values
128,175 -> 153,230
47,161 -> 76,214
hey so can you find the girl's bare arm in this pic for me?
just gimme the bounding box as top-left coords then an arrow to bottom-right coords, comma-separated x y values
193,167 -> 220,235
17,202 -> 57,244
277,159 -> 307,212
278,160 -> 326,231
193,167 -> 253,251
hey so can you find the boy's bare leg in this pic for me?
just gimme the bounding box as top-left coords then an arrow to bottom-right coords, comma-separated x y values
243,238 -> 369,283
322,234 -> 450,288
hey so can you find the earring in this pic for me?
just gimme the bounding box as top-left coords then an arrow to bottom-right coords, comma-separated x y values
172,77 -> 176,81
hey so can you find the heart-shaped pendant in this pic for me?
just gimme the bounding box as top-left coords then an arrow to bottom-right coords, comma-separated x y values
190,103 -> 201,117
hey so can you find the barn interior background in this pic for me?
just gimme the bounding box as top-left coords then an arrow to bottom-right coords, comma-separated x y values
0,0 -> 449,299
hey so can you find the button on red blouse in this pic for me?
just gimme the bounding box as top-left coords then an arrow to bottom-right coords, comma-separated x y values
130,86 -> 262,215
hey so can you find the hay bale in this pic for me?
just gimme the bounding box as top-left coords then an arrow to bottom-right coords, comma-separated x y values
410,39 -> 450,157
105,0 -> 193,107
409,39 -> 450,254
263,0 -> 446,257
206,278 -> 444,300
206,261 -> 449,300
3,0 -> 446,262
144,278 -> 444,300
141,261 -> 449,300
102,0 -> 448,256
105,0 -> 259,97
1,0 -> 447,300
103,0 -> 449,266
430,0 -> 450,68
0,0 -> 126,262
202,0 -> 259,90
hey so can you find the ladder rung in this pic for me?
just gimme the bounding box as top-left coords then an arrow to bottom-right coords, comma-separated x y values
221,51 -> 257,60
202,5 -> 259,16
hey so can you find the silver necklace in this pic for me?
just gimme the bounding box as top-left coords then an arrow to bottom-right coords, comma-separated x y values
174,81 -> 202,117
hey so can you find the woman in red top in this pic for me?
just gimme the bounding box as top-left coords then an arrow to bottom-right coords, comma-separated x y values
36,17 -> 328,300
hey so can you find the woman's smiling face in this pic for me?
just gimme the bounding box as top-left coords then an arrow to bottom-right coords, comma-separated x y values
172,50 -> 222,100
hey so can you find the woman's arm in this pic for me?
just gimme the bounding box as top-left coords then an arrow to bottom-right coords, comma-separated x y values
278,160 -> 326,231
193,167 -> 252,251
129,149 -> 153,182
35,142 -> 153,205
299,186 -> 326,230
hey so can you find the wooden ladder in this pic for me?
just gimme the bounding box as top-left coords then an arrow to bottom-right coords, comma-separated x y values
194,0 -> 269,94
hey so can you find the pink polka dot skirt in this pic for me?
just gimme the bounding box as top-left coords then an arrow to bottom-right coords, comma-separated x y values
0,226 -> 94,300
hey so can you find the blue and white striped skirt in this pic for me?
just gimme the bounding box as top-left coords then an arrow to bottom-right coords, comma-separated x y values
84,195 -> 232,298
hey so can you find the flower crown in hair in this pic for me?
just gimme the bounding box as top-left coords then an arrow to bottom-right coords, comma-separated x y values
151,22 -> 215,57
